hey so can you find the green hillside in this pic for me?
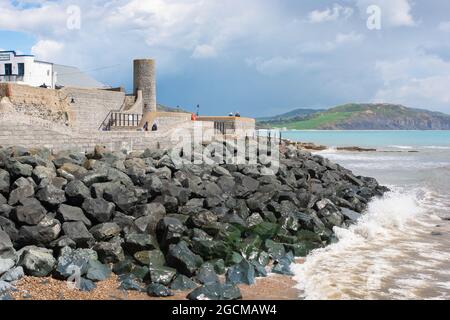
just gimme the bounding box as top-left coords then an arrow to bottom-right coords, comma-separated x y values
262,103 -> 450,130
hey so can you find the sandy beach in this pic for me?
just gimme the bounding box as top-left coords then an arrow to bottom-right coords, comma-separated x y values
9,272 -> 300,301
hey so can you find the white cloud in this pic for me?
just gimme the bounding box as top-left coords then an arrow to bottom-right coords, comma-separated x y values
299,32 -> 364,53
438,21 -> 450,32
308,4 -> 354,23
374,53 -> 450,108
191,44 -> 217,59
356,0 -> 416,27
31,40 -> 64,61
246,56 -> 299,76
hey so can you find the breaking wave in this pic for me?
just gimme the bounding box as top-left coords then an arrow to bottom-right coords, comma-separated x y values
292,187 -> 450,300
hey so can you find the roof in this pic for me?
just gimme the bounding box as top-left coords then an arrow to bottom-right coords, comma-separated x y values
0,50 -> 34,57
53,64 -> 107,89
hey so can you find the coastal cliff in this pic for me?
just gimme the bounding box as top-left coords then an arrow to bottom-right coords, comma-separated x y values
259,103 -> 450,130
0,142 -> 387,300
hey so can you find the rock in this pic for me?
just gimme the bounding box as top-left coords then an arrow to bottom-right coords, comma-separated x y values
18,246 -> 56,277
112,259 -> 134,275
62,221 -> 94,247
79,278 -> 97,292
233,173 -> 259,198
13,198 -> 46,226
188,211 -> 218,228
247,213 -> 264,228
56,204 -> 91,227
142,175 -> 163,195
92,240 -> 125,264
264,240 -> 286,260
170,274 -> 198,291
191,239 -> 232,261
0,230 -> 16,260
89,222 -> 121,241
0,169 -> 10,195
86,259 -> 111,282
0,205 -> 13,219
166,241 -> 203,277
82,198 -> 115,223
118,274 -> 146,292
0,194 -> 6,205
147,283 -> 173,297
156,217 -> 187,249
55,247 -> 97,278
0,258 -> 14,276
187,283 -> 242,300
18,217 -> 61,246
249,222 -> 279,240
272,256 -> 294,276
316,199 -> 344,227
8,184 -> 34,206
149,266 -> 176,285
0,266 -> 24,282
131,265 -> 149,280
36,185 -> 66,207
196,263 -> 219,285
65,180 -> 91,205
210,259 -> 226,275
0,280 -> 14,295
80,171 -> 109,187
124,233 -> 159,255
226,260 -> 255,285
131,204 -> 166,235
32,166 -> 56,184
341,207 -> 361,222
49,236 -> 77,251
134,250 -> 165,268
5,160 -> 32,179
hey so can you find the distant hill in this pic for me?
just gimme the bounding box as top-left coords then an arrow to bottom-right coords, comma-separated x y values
257,108 -> 323,128
260,103 -> 450,130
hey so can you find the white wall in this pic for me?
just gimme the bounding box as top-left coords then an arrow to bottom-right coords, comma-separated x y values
0,51 -> 54,88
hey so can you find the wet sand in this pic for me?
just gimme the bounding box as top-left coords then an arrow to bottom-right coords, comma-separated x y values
9,273 -> 300,301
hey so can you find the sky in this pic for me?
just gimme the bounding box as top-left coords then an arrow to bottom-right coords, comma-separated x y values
1,0 -> 450,117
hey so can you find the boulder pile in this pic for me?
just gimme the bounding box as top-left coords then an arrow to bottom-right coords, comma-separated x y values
0,143 -> 388,300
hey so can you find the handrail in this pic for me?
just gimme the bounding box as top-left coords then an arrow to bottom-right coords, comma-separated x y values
99,111 -> 142,131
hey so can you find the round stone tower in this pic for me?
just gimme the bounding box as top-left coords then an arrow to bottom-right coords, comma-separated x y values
133,59 -> 157,113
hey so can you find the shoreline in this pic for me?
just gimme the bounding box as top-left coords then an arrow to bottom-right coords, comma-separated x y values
9,268 -> 302,301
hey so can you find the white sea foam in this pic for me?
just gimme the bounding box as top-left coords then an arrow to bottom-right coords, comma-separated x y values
389,145 -> 414,149
291,188 -> 441,300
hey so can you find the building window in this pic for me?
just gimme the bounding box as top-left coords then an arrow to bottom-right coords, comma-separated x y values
47,70 -> 50,76
4,63 -> 12,75
18,63 -> 25,76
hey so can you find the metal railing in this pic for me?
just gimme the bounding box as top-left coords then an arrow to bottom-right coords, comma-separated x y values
0,75 -> 24,82
99,111 -> 142,131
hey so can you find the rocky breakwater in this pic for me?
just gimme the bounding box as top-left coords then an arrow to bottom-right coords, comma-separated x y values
0,143 -> 388,300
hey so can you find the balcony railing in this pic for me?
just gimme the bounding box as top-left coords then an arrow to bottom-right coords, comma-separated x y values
0,75 -> 24,82
99,111 -> 142,131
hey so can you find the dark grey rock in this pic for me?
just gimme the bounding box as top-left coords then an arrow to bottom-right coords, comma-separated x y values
0,266 -> 24,282
0,230 -> 15,260
89,222 -> 121,241
0,169 -> 10,195
86,259 -> 111,282
225,260 -> 255,285
17,246 -> 56,277
0,258 -> 14,276
196,263 -> 219,285
65,180 -> 91,205
166,241 -> 203,277
36,184 -> 66,207
62,221 -> 94,247
55,247 -> 97,278
82,198 -> 115,223
18,217 -> 61,246
156,217 -> 187,249
147,283 -> 173,297
118,274 -> 146,292
13,198 -> 46,225
134,250 -> 165,268
124,233 -> 159,255
170,274 -> 198,291
57,204 -> 91,227
8,185 -> 34,206
149,266 -> 176,285
79,278 -> 97,292
92,240 -> 125,264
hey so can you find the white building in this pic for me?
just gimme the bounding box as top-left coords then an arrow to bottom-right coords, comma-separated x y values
0,50 -> 106,89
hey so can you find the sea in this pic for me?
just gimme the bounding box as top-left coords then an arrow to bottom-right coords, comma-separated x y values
282,130 -> 450,300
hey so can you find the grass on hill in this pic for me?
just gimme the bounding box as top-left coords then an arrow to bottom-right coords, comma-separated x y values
273,111 -> 353,129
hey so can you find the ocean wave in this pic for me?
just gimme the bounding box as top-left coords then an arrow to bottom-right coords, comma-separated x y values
291,187 -> 446,300
388,145 -> 414,149
422,146 -> 450,150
